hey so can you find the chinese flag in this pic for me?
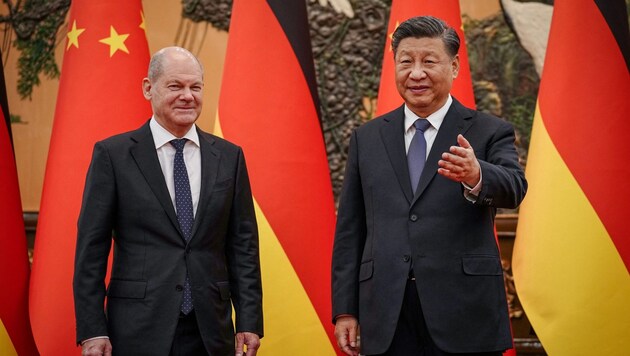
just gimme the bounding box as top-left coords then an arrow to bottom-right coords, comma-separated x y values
375,2 -> 516,355
375,0 -> 475,116
0,49 -> 38,356
215,0 -> 338,353
29,1 -> 151,354
513,0 -> 630,354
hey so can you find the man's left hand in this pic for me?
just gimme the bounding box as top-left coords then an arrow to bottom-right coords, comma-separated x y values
438,134 -> 480,187
235,332 -> 260,356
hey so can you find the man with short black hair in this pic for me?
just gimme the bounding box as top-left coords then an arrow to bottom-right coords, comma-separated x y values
332,16 -> 527,355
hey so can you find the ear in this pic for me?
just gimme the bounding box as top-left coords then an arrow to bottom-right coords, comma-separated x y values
142,78 -> 152,100
451,54 -> 460,79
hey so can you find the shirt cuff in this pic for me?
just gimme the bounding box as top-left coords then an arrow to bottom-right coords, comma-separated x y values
80,336 -> 109,346
462,170 -> 482,202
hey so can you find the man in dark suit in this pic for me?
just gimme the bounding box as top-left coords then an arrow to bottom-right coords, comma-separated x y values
332,16 -> 527,355
74,47 -> 263,356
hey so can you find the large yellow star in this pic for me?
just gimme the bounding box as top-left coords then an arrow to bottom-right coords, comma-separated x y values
389,21 -> 400,52
99,26 -> 130,57
66,20 -> 85,50
139,11 -> 146,31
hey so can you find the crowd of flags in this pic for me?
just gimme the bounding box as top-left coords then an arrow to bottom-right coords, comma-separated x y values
1,0 -> 628,354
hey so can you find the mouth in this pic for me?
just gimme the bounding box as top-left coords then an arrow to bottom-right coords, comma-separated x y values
408,85 -> 429,94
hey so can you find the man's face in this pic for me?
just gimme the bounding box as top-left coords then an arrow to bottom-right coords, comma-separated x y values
394,36 -> 459,117
143,52 -> 203,136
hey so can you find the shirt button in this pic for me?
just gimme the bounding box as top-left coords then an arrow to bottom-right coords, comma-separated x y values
410,214 -> 418,222
175,285 -> 183,292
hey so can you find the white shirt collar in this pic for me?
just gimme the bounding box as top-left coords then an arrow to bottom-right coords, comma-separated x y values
149,117 -> 200,149
404,95 -> 453,133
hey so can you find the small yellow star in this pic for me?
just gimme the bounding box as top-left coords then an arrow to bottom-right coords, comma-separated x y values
140,11 -> 146,31
66,20 -> 85,50
389,21 -> 400,52
99,26 -> 130,57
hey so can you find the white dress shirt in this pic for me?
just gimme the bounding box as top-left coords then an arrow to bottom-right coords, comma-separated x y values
150,118 -> 201,217
403,95 -> 481,199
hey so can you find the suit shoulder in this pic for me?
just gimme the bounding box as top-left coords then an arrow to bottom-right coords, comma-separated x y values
197,129 -> 242,153
96,125 -> 146,148
477,111 -> 514,132
354,106 -> 403,133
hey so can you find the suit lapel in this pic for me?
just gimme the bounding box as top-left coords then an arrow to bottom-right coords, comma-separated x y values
380,106 -> 414,204
129,122 -> 182,237
190,129 -> 220,239
412,99 -> 474,206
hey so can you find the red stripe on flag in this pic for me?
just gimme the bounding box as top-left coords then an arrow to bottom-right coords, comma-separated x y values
0,54 -> 38,355
539,0 -> 630,270
219,0 -> 337,349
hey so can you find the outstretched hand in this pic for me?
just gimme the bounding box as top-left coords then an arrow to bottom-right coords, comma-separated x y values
438,134 -> 481,187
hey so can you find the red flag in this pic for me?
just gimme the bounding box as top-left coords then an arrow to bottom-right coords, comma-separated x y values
375,2 -> 516,355
0,49 -> 38,356
29,1 -> 151,354
376,0 -> 475,116
216,0 -> 338,353
514,0 -> 630,354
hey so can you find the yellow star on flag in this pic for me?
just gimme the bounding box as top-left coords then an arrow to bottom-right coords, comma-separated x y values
99,26 -> 130,57
140,11 -> 146,31
389,21 -> 400,52
66,20 -> 85,50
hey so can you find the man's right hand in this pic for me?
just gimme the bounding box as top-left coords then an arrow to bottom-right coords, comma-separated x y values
81,338 -> 112,356
334,315 -> 360,356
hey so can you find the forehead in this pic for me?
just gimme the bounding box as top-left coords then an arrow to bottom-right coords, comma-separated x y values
159,55 -> 203,81
395,37 -> 448,57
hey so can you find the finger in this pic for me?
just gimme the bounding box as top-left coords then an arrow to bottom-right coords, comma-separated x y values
235,335 -> 244,356
441,152 -> 466,166
348,324 -> 357,348
457,134 -> 471,149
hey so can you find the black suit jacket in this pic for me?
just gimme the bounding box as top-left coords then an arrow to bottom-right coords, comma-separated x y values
332,99 -> 527,354
73,121 -> 263,356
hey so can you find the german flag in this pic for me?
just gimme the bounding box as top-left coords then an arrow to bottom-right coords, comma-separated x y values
215,0 -> 337,353
0,48 -> 38,356
513,1 -> 630,354
376,0 -> 475,116
29,1 -> 151,354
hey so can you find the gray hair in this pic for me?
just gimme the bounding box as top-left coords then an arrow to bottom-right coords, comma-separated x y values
147,46 -> 203,81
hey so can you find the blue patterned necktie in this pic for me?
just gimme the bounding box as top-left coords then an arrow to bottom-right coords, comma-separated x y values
407,119 -> 432,194
171,138 -> 194,314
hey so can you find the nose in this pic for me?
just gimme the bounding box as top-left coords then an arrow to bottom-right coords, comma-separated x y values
409,63 -> 427,80
179,87 -> 195,101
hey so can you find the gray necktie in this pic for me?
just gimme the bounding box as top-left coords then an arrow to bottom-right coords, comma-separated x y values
407,119 -> 432,194
171,138 -> 194,314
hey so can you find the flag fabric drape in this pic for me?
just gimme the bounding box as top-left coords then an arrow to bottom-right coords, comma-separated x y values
0,49 -> 38,356
215,0 -> 338,354
513,0 -> 630,354
375,2 -> 516,355
29,1 -> 151,354
376,0 -> 475,116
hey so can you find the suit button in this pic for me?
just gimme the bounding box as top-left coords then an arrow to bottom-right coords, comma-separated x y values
185,247 -> 191,254
410,214 -> 418,222
403,255 -> 411,262
175,285 -> 183,292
